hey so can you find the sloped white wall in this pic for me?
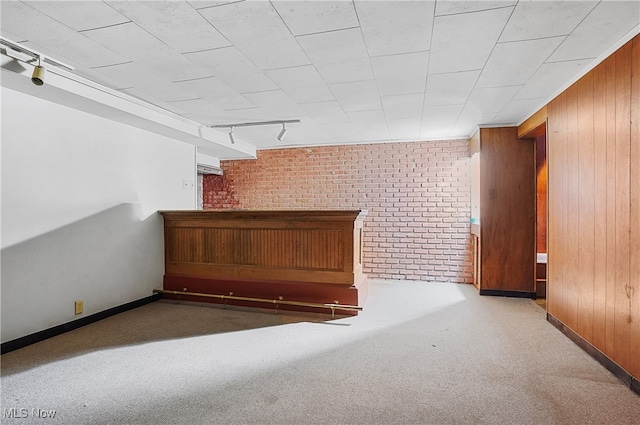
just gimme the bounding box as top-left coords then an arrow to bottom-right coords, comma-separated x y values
1,87 -> 196,342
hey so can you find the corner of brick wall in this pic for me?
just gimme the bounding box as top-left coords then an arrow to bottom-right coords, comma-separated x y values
204,141 -> 473,283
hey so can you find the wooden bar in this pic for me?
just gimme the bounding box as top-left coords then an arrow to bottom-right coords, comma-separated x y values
159,210 -> 368,315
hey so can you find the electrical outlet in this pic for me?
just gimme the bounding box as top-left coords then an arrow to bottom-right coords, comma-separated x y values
74,300 -> 84,315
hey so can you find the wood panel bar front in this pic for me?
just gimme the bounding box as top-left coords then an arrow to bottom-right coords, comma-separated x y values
160,210 -> 368,315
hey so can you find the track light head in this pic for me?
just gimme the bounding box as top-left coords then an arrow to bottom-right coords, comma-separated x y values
31,63 -> 45,86
229,126 -> 235,144
277,123 -> 288,141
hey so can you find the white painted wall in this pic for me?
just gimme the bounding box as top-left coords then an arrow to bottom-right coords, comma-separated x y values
1,87 -> 197,342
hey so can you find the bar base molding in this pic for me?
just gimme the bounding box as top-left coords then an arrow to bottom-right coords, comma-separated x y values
547,313 -> 640,396
162,273 -> 368,316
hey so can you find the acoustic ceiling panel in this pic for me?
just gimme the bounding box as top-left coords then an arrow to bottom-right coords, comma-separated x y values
429,7 -> 512,74
106,1 -> 231,54
272,1 -> 359,36
199,1 -> 310,70
356,1 -> 435,57
297,28 -> 373,84
371,51 -> 430,96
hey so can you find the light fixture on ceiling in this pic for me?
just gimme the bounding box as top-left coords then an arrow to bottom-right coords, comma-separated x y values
31,57 -> 45,86
229,126 -> 235,144
210,119 -> 300,143
1,36 -> 74,87
277,123 -> 288,141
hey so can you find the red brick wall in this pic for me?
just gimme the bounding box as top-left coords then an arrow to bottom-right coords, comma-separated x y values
203,140 -> 473,283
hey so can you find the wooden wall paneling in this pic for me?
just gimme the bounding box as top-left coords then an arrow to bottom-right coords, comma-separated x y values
548,92 -> 567,318
479,127 -> 535,293
614,43 -> 632,372
565,82 -> 580,331
604,51 -> 618,358
577,71 -> 595,342
592,59 -> 608,350
629,36 -> 640,379
546,104 -> 556,314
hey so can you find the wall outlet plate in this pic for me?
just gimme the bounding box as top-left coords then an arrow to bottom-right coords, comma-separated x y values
74,300 -> 84,315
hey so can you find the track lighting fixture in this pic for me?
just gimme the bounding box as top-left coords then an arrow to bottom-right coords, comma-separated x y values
31,57 -> 45,86
229,126 -> 235,144
277,123 -> 288,141
1,36 -> 74,88
210,119 -> 300,143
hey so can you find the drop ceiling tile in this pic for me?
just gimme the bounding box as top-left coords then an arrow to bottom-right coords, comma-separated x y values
242,90 -> 306,119
321,122 -> 362,143
424,70 -> 480,106
297,28 -> 373,84
165,98 -> 226,116
106,1 -> 231,53
429,7 -> 513,74
189,108 -> 277,126
466,86 -> 521,114
172,77 -> 254,110
381,93 -> 424,139
422,104 -> 464,128
264,65 -> 335,103
329,80 -> 382,112
499,1 -> 597,43
118,87 -> 188,116
435,1 -> 516,16
271,1 -> 358,36
298,101 -> 349,124
476,36 -> 565,88
184,47 -> 277,93
0,1 -> 127,68
355,1 -> 435,56
347,110 -> 390,141
493,98 -> 547,124
371,51 -> 429,96
514,59 -> 592,100
548,1 -> 640,62
82,22 -> 208,81
451,107 -> 496,137
92,62 -> 191,102
23,1 -> 129,31
199,1 -> 309,70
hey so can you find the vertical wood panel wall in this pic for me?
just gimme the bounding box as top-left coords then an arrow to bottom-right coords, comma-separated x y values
547,35 -> 640,384
478,127 -> 536,295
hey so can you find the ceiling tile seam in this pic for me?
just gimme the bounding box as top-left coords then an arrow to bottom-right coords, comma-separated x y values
495,34 -> 572,45
421,5 -> 438,141
544,57 -> 597,65
171,75 -> 219,84
181,45 -> 233,56
447,69 -> 484,138
193,4 -> 234,48
504,34 -> 572,103
427,69 -> 483,76
269,0 -> 296,38
368,49 -> 430,59
457,3 -> 518,133
350,8 -> 390,142
166,97 -> 202,104
76,20 -> 132,34
191,0 -> 246,11
293,26 -> 362,40
89,60 -> 133,70
434,4 -> 516,18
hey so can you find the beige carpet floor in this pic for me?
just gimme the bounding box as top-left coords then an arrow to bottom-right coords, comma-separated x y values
2,280 -> 639,424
